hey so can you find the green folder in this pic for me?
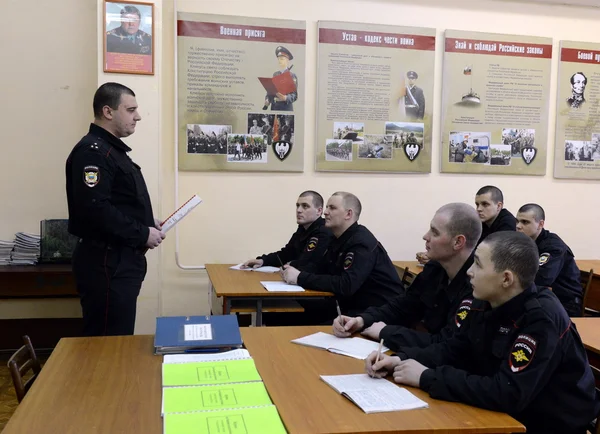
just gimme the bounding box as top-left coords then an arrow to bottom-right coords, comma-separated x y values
163,382 -> 272,414
163,405 -> 287,434
162,359 -> 262,387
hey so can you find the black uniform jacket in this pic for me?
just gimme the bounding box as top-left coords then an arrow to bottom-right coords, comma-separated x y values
399,286 -> 599,434
66,124 -> 154,248
297,223 -> 404,315
259,217 -> 332,272
535,228 -> 582,305
478,208 -> 516,244
359,255 -> 474,350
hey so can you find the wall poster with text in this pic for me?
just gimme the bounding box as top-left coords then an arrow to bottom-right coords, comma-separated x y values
177,13 -> 305,172
315,21 -> 435,173
554,41 -> 600,180
441,30 -> 552,175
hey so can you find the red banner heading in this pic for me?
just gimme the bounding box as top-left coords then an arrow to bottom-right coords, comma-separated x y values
178,21 -> 306,44
319,28 -> 435,51
561,47 -> 600,64
445,38 -> 552,59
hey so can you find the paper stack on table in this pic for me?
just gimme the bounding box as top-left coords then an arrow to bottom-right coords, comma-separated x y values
260,281 -> 305,292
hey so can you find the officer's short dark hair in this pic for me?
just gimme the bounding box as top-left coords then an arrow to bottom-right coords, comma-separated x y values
93,82 -> 136,119
518,203 -> 545,222
570,72 -> 587,86
476,185 -> 503,204
332,191 -> 362,220
121,5 -> 141,19
482,232 -> 539,289
299,191 -> 323,209
437,203 -> 482,249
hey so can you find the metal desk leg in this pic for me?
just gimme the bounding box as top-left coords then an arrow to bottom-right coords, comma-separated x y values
256,299 -> 263,327
224,297 -> 231,315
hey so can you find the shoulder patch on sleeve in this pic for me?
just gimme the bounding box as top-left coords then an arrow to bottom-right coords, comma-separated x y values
539,253 -> 550,266
83,165 -> 100,187
509,334 -> 537,373
343,252 -> 354,270
454,298 -> 472,328
306,236 -> 318,252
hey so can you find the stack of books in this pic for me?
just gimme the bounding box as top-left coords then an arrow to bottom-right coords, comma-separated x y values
161,350 -> 287,434
10,232 -> 40,265
0,240 -> 14,265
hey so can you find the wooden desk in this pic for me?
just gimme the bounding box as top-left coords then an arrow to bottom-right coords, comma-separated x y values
573,317 -> 600,355
205,264 -> 333,326
576,260 -> 600,274
4,330 -> 524,434
392,260 -> 424,275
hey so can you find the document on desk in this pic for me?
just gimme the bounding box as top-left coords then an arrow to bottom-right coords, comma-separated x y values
164,405 -> 287,434
163,349 -> 251,364
162,358 -> 261,387
162,381 -> 272,415
229,263 -> 281,273
321,374 -> 429,413
291,332 -> 388,360
260,281 -> 305,292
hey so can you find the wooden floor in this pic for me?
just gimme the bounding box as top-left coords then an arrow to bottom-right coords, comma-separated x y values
0,354 -> 47,432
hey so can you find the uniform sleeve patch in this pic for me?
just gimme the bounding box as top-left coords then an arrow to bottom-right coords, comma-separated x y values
509,334 -> 537,373
343,252 -> 354,270
306,237 -> 318,252
83,166 -> 100,187
454,299 -> 472,328
539,253 -> 550,266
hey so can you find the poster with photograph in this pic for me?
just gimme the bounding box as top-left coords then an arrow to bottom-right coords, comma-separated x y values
315,21 -> 435,173
177,13 -> 305,171
104,1 -> 154,75
554,41 -> 600,179
441,30 -> 552,175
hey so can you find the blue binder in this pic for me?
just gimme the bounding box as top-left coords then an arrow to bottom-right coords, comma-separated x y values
154,315 -> 243,355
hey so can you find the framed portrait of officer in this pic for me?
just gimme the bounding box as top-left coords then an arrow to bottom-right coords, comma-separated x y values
104,1 -> 154,75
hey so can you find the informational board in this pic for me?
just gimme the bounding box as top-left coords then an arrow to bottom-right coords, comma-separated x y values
441,30 -> 552,175
177,13 -> 305,172
315,21 -> 436,173
554,40 -> 600,179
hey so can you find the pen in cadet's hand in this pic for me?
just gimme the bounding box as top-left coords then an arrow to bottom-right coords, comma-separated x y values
374,338 -> 384,365
276,254 -> 284,268
336,300 -> 345,326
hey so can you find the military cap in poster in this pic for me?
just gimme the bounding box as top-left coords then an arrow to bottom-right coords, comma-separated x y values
407,70 -> 418,79
276,46 -> 294,60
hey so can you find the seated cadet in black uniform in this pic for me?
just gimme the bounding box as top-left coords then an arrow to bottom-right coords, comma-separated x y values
367,231 -> 600,434
333,203 -> 482,351
516,203 -> 583,316
241,191 -> 332,272
280,192 -> 404,323
415,185 -> 515,264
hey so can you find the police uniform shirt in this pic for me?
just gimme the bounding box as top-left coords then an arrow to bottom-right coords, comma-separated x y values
359,255 -> 475,351
478,208 -> 516,244
106,26 -> 152,55
398,286 -> 599,434
535,228 -> 582,314
66,123 -> 154,247
258,217 -> 332,272
297,222 -> 405,315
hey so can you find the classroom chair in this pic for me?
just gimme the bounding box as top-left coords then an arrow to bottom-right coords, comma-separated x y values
8,335 -> 42,403
582,269 -> 598,316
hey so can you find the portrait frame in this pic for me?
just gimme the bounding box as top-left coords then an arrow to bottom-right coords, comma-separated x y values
103,1 -> 154,75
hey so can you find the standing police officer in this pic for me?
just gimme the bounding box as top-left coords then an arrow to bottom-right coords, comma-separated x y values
404,71 -> 425,120
66,82 -> 165,336
263,46 -> 298,111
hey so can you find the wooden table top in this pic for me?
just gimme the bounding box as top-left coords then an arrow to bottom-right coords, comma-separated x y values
3,329 -> 525,434
205,263 -> 333,298
2,335 -> 162,434
392,260 -> 424,275
573,317 -> 600,354
242,326 -> 525,434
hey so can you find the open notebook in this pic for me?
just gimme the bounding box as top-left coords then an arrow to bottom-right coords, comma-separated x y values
291,332 -> 388,359
260,281 -> 304,292
321,374 -> 429,414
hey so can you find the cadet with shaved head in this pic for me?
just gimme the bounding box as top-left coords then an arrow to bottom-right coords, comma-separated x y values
516,203 -> 582,316
281,192 -> 404,323
334,203 -> 482,350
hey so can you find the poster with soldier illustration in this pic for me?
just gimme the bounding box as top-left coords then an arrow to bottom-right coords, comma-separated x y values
177,13 -> 305,172
441,30 -> 552,175
554,41 -> 600,180
315,21 -> 435,173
